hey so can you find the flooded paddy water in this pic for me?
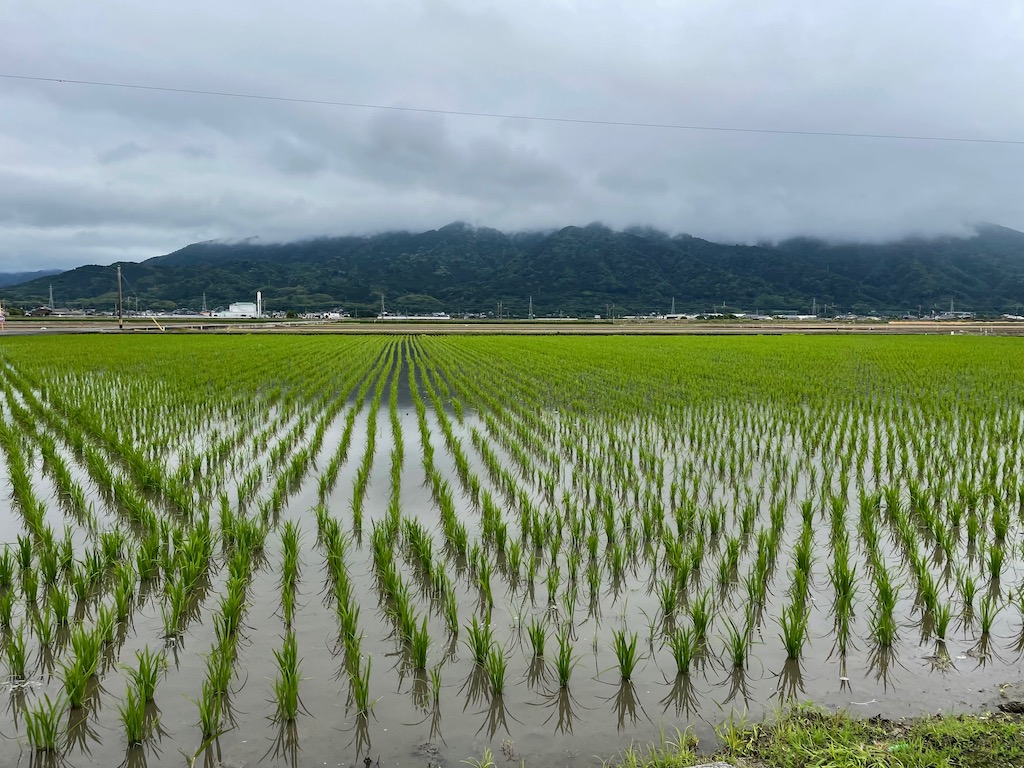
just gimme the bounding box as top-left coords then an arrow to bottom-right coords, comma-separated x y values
0,333 -> 1021,767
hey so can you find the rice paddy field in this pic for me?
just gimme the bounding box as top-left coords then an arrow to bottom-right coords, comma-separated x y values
0,333 -> 1022,768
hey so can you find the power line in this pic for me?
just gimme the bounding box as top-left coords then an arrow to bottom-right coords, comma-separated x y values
2,72 -> 1022,146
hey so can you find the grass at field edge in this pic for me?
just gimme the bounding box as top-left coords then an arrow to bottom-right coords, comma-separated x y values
605,706 -> 1024,768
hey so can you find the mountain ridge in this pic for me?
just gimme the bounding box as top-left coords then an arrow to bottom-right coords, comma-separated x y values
4,223 -> 1024,315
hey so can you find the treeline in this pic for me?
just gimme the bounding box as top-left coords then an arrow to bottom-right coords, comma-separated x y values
5,222 -> 1024,315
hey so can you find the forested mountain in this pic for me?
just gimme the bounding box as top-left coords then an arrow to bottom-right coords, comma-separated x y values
0,270 -> 61,289
5,222 -> 1024,316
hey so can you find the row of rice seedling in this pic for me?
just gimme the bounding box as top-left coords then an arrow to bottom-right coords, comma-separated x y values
0,333 -> 1022,765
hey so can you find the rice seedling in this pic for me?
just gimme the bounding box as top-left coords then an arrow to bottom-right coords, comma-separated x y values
527,616 -> 547,658
69,625 -> 102,677
0,590 -> 12,631
205,647 -> 234,695
723,618 -> 748,669
196,680 -> 222,739
60,658 -> 91,708
124,646 -> 164,702
466,616 -> 494,666
987,544 -> 1005,583
273,631 -> 302,721
934,601 -> 953,640
689,590 -> 713,647
350,654 -> 372,716
554,625 -> 574,688
0,549 -> 14,592
978,595 -> 1000,636
666,625 -> 696,675
410,616 -> 430,670
119,685 -> 150,746
779,603 -> 809,660
24,693 -> 63,752
959,570 -> 978,619
485,645 -> 507,696
33,610 -> 54,650
21,567 -> 38,607
429,664 -> 442,704
612,629 -> 640,680
6,628 -> 29,680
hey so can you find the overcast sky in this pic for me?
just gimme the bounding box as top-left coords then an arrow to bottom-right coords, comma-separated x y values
2,0 -> 1024,271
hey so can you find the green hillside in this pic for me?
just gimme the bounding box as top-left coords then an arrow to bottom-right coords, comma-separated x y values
5,222 -> 1024,316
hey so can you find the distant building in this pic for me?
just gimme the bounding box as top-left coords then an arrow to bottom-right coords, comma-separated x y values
215,301 -> 259,318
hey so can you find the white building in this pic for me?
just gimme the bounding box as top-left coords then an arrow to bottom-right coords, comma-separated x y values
214,292 -> 264,319
215,301 -> 258,318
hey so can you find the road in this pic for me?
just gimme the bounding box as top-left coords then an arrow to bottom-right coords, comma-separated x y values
2,319 -> 1023,336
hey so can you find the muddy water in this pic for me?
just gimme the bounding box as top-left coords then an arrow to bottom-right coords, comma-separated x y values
0,406 -> 1021,768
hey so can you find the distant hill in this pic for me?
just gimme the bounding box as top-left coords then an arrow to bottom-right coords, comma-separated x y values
4,223 -> 1024,316
0,270 -> 61,289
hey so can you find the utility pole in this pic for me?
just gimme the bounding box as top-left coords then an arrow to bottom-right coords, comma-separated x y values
117,266 -> 123,330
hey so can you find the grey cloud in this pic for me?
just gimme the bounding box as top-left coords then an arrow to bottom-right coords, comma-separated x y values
97,141 -> 150,164
1,0 -> 1023,272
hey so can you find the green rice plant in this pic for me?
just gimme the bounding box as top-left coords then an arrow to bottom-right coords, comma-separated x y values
0,548 -> 14,591
723,618 -> 748,669
779,603 -> 809,660
33,610 -> 54,650
611,629 -> 639,680
350,654 -> 372,716
666,625 -> 696,675
479,558 -> 494,608
658,578 -> 678,618
966,512 -> 980,547
465,615 -> 493,666
870,602 -> 898,649
933,601 -> 953,641
95,603 -> 117,647
280,587 -> 295,629
959,570 -> 978,619
987,544 -> 1005,583
485,645 -> 507,696
789,566 -> 810,609
273,631 -> 301,721
409,616 -> 430,670
429,664 -> 442,704
24,693 -> 63,752
69,624 -> 102,677
527,616 -> 547,658
689,590 -> 713,647
0,590 -> 13,630
918,570 -> 939,615
124,646 -> 164,702
544,565 -> 559,605
506,539 -> 522,580
16,534 -> 32,573
162,578 -> 188,639
716,554 -> 732,590
205,647 -> 233,695
119,685 -> 150,746
21,566 -> 38,607
6,628 -> 29,680
554,625 -> 574,688
60,657 -> 90,708
978,595 -> 1000,636
829,560 -> 856,618
196,680 -> 222,739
